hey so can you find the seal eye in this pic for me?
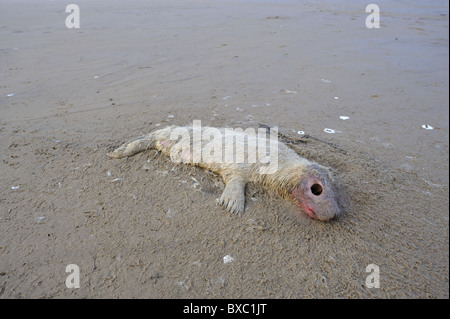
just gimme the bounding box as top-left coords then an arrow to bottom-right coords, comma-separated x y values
311,183 -> 323,196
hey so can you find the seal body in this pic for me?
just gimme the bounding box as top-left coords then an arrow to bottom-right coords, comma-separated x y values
107,125 -> 341,221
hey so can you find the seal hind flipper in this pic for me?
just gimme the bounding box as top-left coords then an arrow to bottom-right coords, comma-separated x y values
219,177 -> 247,215
107,136 -> 154,159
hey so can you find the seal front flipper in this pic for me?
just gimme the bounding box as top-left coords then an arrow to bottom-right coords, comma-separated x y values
219,177 -> 246,215
107,136 -> 154,159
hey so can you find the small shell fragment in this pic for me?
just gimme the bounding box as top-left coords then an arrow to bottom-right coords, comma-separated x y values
165,208 -> 177,218
324,128 -> 336,134
223,255 -> 234,264
7,94 -> 14,97
422,124 -> 433,130
281,90 -> 297,94
339,116 -> 349,120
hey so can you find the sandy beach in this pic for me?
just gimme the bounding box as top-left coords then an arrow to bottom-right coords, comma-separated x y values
0,0 -> 448,298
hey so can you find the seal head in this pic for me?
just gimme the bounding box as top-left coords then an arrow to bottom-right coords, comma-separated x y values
291,165 -> 341,221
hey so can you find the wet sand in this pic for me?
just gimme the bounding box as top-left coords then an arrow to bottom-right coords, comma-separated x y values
0,0 -> 448,298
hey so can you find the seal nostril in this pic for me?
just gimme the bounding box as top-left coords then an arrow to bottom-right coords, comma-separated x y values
311,183 -> 323,196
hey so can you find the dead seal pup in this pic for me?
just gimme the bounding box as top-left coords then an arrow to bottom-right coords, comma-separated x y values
107,124 -> 341,221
